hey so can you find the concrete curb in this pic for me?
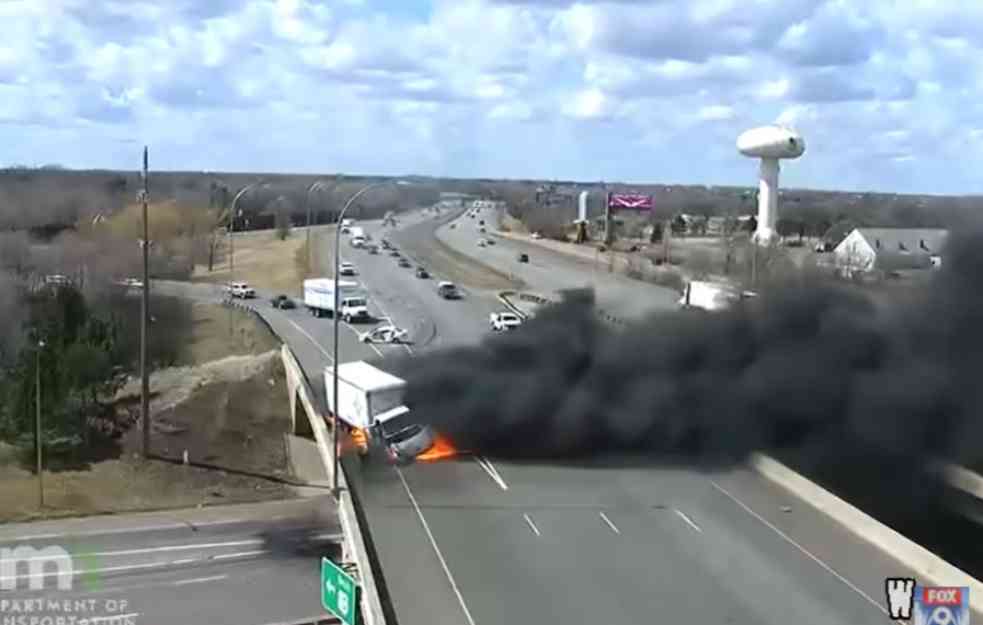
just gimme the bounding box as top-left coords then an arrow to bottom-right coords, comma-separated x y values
751,453 -> 983,612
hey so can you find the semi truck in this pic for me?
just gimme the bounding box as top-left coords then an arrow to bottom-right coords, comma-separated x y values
303,278 -> 370,322
678,280 -> 756,312
325,361 -> 435,465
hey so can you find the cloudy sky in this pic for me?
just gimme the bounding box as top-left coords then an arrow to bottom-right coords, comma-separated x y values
2,0 -> 981,194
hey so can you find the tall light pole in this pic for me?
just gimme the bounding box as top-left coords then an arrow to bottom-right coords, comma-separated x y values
227,182 -> 264,280
332,180 -> 409,497
140,146 -> 151,459
304,178 -> 342,272
35,338 -> 45,507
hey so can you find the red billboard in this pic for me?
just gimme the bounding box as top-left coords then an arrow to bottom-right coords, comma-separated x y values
607,193 -> 654,211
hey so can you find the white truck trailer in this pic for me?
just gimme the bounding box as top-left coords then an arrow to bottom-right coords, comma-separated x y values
678,280 -> 756,312
303,278 -> 370,322
325,361 -> 435,464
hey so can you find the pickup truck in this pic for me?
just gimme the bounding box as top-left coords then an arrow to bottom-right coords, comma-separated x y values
490,311 -> 522,331
225,281 -> 256,299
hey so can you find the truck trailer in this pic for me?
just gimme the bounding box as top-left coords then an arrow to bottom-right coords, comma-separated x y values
679,280 -> 756,312
325,361 -> 435,465
303,278 -> 370,322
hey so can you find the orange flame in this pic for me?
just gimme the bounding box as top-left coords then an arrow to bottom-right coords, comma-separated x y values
416,433 -> 465,462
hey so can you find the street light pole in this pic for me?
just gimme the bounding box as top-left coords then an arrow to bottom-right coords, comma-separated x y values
304,179 -> 341,273
331,181 -> 408,497
227,182 -> 263,281
35,339 -> 44,508
140,146 -> 151,459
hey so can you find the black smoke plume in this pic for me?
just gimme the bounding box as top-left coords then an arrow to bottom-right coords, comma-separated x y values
398,229 -> 983,524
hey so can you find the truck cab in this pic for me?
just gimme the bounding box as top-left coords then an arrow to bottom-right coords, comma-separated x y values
340,295 -> 369,322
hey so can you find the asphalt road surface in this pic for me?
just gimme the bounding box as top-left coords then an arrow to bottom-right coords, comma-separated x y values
0,499 -> 341,625
434,211 -> 679,319
318,209 -> 922,625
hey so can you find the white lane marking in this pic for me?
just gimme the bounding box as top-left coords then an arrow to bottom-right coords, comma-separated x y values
286,319 -> 334,362
6,517 -> 251,542
3,538 -> 265,562
171,558 -> 197,565
599,512 -> 621,535
87,613 -> 141,623
213,549 -> 269,560
173,574 -> 227,586
395,468 -> 478,625
474,456 -> 509,491
710,480 -> 887,615
523,513 -> 541,537
673,508 -> 703,533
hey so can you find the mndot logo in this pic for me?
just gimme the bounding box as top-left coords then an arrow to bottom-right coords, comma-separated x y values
0,545 -> 74,591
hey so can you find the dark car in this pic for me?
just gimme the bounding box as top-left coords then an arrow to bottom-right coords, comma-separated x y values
437,281 -> 460,299
389,249 -> 401,257
398,258 -> 412,268
271,294 -> 295,309
415,267 -> 430,278
479,220 -> 485,226
518,253 -> 529,263
380,239 -> 391,249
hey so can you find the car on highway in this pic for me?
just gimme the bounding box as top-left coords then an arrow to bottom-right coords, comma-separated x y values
490,311 -> 522,332
389,249 -> 401,257
450,223 -> 456,229
518,253 -> 529,263
340,226 -> 351,234
415,267 -> 430,278
385,423 -> 436,466
477,239 -> 487,247
270,294 -> 295,309
367,245 -> 379,254
479,220 -> 485,226
380,239 -> 391,249
479,227 -> 486,233
339,262 -> 357,276
359,324 -> 408,344
437,281 -> 461,299
397,258 -> 412,268
531,232 -> 542,240
485,238 -> 495,245
225,281 -> 256,298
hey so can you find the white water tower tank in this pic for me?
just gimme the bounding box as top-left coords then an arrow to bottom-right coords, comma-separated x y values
737,125 -> 805,245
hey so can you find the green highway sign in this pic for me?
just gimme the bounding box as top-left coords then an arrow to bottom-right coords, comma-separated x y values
321,557 -> 360,625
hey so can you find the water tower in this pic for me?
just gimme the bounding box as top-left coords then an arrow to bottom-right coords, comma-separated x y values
737,125 -> 806,245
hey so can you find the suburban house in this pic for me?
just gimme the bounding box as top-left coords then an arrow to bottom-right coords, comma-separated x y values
833,227 -> 948,277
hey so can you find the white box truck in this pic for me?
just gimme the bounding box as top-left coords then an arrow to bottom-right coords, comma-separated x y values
679,280 -> 756,312
303,278 -> 370,322
325,361 -> 435,464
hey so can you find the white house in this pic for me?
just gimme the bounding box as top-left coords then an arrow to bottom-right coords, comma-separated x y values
834,228 -> 948,277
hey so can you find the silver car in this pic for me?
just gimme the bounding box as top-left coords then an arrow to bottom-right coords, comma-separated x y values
385,424 -> 435,465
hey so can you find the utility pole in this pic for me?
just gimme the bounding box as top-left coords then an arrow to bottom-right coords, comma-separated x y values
140,146 -> 151,459
36,339 -> 44,508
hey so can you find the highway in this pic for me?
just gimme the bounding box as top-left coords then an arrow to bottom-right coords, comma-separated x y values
159,210 -> 923,625
433,211 -> 679,320
313,209 -> 921,625
0,499 -> 341,625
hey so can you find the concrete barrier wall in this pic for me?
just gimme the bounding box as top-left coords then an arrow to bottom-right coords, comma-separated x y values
752,454 -> 983,613
277,344 -> 388,625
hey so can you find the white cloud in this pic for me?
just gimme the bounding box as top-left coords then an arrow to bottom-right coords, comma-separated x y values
0,0 -> 982,193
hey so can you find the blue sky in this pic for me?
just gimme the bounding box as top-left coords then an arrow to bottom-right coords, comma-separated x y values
1,0 -> 982,194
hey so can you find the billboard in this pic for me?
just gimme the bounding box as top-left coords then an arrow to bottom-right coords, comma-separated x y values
607,193 -> 654,211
